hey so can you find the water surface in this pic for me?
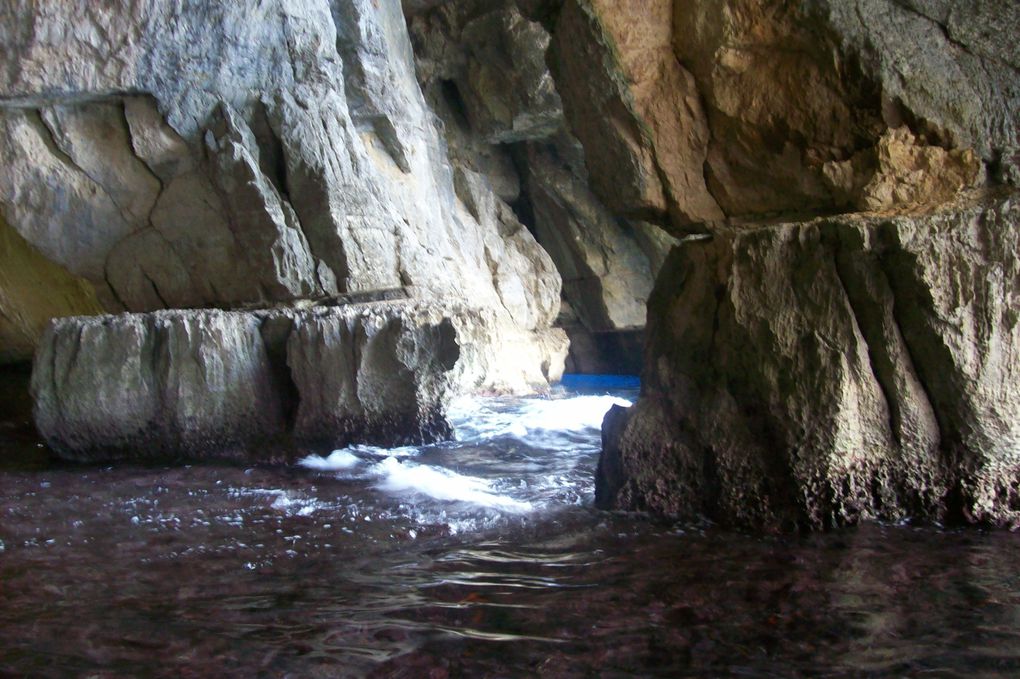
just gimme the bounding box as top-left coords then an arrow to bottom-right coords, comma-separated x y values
2,373 -> 1020,677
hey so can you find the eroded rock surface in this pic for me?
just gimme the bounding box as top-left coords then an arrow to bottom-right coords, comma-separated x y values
407,0 -> 1017,380
409,2 -> 673,371
543,0 -> 1017,227
32,301 -> 559,462
6,0 -> 1019,525
0,214 -> 103,365
599,193 -> 1020,529
548,0 -> 722,228
0,0 -> 562,377
524,143 -> 653,333
33,311 -> 285,462
554,0 -> 1020,529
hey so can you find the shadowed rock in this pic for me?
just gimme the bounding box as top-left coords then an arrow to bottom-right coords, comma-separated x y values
598,193 -> 1020,529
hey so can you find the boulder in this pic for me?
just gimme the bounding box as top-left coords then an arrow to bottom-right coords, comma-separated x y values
599,193 -> 1020,529
32,311 -> 285,462
31,301 -> 567,462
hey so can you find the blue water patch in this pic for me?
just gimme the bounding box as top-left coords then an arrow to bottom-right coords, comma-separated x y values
559,373 -> 640,394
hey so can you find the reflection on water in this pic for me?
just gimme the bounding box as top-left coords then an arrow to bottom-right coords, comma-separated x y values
2,373 -> 1020,677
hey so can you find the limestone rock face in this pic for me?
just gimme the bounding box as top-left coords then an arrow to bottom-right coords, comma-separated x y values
524,144 -> 653,333
549,0 -> 723,229
0,0 -> 562,382
286,308 -> 460,447
32,311 -> 286,462
519,138 -> 677,372
31,301 -> 561,462
810,0 -> 1020,159
823,127 -> 984,213
545,0 -> 1017,226
457,5 -> 564,143
408,1 -> 670,371
599,194 -> 1020,529
0,215 -> 103,365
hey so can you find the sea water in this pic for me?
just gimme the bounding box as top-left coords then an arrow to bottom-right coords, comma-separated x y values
3,374 -> 1020,677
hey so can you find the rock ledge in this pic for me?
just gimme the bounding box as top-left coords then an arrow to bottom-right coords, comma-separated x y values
32,301 -> 566,462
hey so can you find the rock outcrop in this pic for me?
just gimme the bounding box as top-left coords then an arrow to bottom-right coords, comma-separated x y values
0,0 -> 561,376
592,0 -> 1020,528
548,0 -> 723,228
4,0 -> 1019,526
32,301 -> 555,462
34,311 -> 288,462
823,128 -> 985,213
600,192 -> 1020,529
545,0 -> 1015,227
410,0 -> 1016,377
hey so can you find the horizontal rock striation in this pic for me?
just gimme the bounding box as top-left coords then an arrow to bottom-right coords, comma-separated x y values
599,193 -> 1020,529
31,301 -> 565,462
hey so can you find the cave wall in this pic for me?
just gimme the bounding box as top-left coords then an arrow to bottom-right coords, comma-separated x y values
0,214 -> 102,365
407,0 -> 676,373
0,0 -> 565,392
0,0 -> 682,377
404,0 -> 1016,381
548,0 -> 1014,226
584,0 -> 1020,528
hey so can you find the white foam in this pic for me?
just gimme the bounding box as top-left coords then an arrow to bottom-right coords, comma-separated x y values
288,392 -> 632,525
228,487 -> 327,516
372,457 -> 532,513
345,444 -> 421,459
298,449 -> 362,471
449,394 -> 631,442
269,493 -> 325,516
517,395 -> 632,432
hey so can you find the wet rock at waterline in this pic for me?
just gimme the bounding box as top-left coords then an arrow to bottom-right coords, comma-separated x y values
33,311 -> 287,462
598,193 -> 1020,529
31,302 -> 565,462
